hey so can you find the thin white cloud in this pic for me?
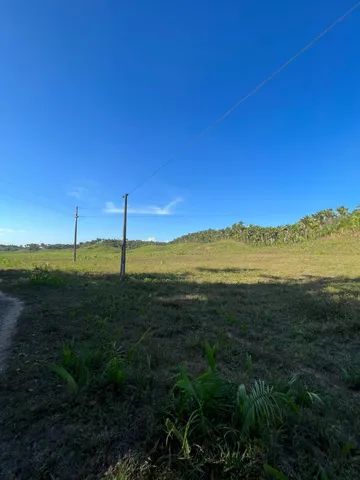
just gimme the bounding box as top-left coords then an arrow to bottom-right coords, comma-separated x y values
147,237 -> 156,242
103,198 -> 183,216
104,201 -> 122,214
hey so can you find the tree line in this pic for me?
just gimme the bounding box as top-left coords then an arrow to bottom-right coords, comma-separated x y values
0,238 -> 165,251
2,207 -> 359,251
172,207 -> 360,245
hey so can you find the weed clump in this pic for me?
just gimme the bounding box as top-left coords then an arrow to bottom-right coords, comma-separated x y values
342,365 -> 360,390
164,342 -> 321,479
50,341 -> 126,394
29,265 -> 65,286
50,328 -> 152,395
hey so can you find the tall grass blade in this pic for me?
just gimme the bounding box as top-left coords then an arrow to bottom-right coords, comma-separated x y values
263,464 -> 289,480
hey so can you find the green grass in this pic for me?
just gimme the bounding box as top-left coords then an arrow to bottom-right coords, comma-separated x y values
0,234 -> 359,479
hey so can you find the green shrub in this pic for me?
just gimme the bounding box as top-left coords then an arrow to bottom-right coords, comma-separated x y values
50,343 -> 125,394
29,265 -> 65,286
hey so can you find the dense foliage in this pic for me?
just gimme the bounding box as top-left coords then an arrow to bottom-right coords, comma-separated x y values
173,207 -> 360,245
0,244 -> 21,251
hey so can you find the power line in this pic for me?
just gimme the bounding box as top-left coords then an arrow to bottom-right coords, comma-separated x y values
129,1 -> 360,195
0,179 -> 96,219
79,212 -> 291,219
81,213 -> 245,219
0,187 -> 72,219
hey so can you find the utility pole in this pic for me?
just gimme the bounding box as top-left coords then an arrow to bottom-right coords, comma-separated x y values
120,194 -> 128,280
73,206 -> 79,262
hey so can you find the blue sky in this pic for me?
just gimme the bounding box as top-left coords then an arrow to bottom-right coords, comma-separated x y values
1,0 -> 360,244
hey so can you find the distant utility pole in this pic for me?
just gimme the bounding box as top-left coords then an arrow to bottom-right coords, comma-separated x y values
73,206 -> 79,262
120,194 -> 128,280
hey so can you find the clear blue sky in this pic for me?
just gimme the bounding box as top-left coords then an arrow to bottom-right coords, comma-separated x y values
1,0 -> 359,244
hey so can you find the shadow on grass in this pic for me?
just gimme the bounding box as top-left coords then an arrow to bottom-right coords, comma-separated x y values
196,267 -> 260,274
0,268 -> 359,479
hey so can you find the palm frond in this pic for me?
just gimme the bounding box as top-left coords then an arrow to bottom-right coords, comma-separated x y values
50,364 -> 78,394
102,357 -> 126,387
203,341 -> 217,372
237,380 -> 281,435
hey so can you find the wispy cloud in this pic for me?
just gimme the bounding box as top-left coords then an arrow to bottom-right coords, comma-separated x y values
104,198 -> 183,216
66,179 -> 102,202
104,202 -> 122,214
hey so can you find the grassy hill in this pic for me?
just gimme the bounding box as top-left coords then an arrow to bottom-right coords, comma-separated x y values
2,229 -> 360,277
0,219 -> 359,479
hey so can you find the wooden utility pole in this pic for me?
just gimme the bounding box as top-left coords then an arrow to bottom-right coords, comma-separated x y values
120,194 -> 128,280
73,206 -> 79,262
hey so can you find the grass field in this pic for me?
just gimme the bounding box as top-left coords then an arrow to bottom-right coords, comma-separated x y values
0,234 -> 359,479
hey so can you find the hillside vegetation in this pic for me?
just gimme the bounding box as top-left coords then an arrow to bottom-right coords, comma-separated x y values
173,206 -> 360,245
2,206 -> 359,253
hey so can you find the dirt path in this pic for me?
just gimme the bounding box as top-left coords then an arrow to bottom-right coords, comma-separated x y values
0,291 -> 23,373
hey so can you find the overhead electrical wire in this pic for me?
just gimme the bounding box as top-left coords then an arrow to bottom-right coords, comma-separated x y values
0,185 -> 72,219
128,1 -> 360,195
2,2 -> 360,233
80,213 -> 246,219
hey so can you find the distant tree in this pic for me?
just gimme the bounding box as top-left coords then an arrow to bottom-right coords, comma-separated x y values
25,243 -> 40,251
336,206 -> 350,217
